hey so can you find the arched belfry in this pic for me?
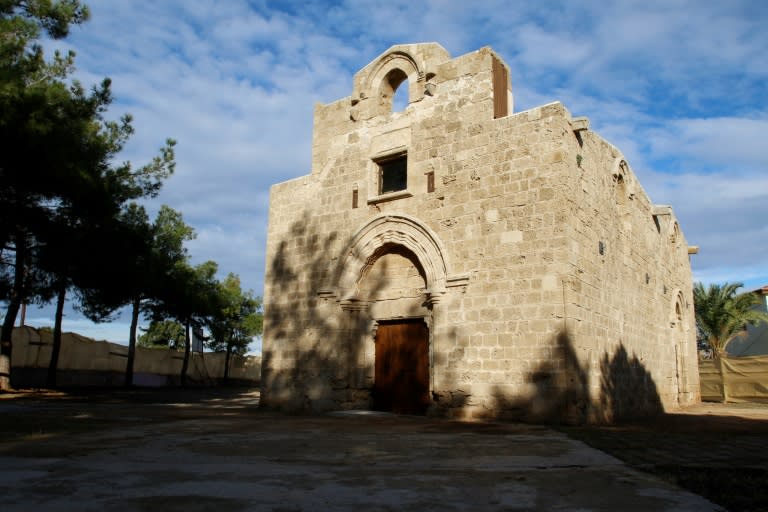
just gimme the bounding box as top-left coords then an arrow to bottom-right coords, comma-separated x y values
262,42 -> 699,421
350,43 -> 450,120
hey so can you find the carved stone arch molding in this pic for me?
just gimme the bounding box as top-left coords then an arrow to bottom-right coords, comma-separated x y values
329,213 -> 468,306
350,43 -> 451,120
372,52 -> 420,94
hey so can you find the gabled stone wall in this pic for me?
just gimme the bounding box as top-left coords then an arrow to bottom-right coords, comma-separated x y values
261,43 -> 699,423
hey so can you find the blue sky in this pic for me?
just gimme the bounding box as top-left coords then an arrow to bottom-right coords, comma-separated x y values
18,0 -> 768,348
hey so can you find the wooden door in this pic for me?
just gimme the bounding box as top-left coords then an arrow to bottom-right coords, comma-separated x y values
373,320 -> 430,414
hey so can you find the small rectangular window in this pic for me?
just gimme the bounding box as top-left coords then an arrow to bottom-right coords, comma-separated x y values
352,189 -> 358,208
426,171 -> 435,193
378,154 -> 407,194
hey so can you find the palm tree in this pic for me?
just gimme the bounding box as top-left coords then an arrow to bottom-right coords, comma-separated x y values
694,282 -> 768,402
693,282 -> 768,359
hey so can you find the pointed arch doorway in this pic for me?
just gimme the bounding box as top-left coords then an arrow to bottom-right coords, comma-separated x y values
357,243 -> 430,415
331,213 -> 464,415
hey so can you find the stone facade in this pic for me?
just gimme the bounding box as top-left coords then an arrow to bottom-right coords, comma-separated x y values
261,43 -> 700,423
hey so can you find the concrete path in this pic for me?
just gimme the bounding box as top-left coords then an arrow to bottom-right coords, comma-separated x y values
0,389 -> 722,511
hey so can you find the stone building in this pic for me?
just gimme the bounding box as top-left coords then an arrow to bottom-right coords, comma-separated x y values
261,43 -> 700,423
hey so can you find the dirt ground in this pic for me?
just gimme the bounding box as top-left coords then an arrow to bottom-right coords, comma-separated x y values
560,401 -> 768,512
1,388 -> 765,511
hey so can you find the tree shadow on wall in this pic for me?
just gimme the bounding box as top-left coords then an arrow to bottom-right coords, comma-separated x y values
479,330 -> 590,424
597,343 -> 664,423
264,211 -> 665,423
261,211 -> 392,413
465,331 -> 663,425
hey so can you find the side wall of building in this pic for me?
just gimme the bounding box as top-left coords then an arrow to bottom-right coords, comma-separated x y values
559,129 -> 700,422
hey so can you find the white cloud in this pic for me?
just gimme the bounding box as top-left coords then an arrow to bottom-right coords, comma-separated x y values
648,117 -> 768,172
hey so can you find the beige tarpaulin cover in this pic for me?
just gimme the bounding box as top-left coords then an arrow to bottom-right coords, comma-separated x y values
699,355 -> 768,402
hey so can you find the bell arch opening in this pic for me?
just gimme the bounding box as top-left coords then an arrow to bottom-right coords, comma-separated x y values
351,48 -> 428,119
388,69 -> 410,112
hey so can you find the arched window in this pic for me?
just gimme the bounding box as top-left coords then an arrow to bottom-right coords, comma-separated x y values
672,291 -> 686,330
392,80 -> 409,111
612,160 -> 632,206
670,221 -> 680,245
613,173 -> 627,206
381,68 -> 408,113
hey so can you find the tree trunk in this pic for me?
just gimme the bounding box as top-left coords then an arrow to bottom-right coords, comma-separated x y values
180,320 -> 191,387
1,231 -> 27,370
125,297 -> 140,387
716,355 -> 730,403
0,300 -> 19,357
47,284 -> 67,388
0,298 -> 19,368
0,298 -> 18,391
223,340 -> 232,383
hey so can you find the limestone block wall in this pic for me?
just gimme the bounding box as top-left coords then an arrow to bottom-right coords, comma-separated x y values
10,326 -> 260,387
262,43 -> 699,422
561,130 -> 700,420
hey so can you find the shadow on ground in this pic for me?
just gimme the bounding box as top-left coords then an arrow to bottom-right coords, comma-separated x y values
560,405 -> 768,512
1,387 -> 766,510
0,385 -> 258,404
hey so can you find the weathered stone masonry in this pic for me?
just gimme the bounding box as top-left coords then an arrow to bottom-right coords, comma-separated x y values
261,43 -> 700,423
